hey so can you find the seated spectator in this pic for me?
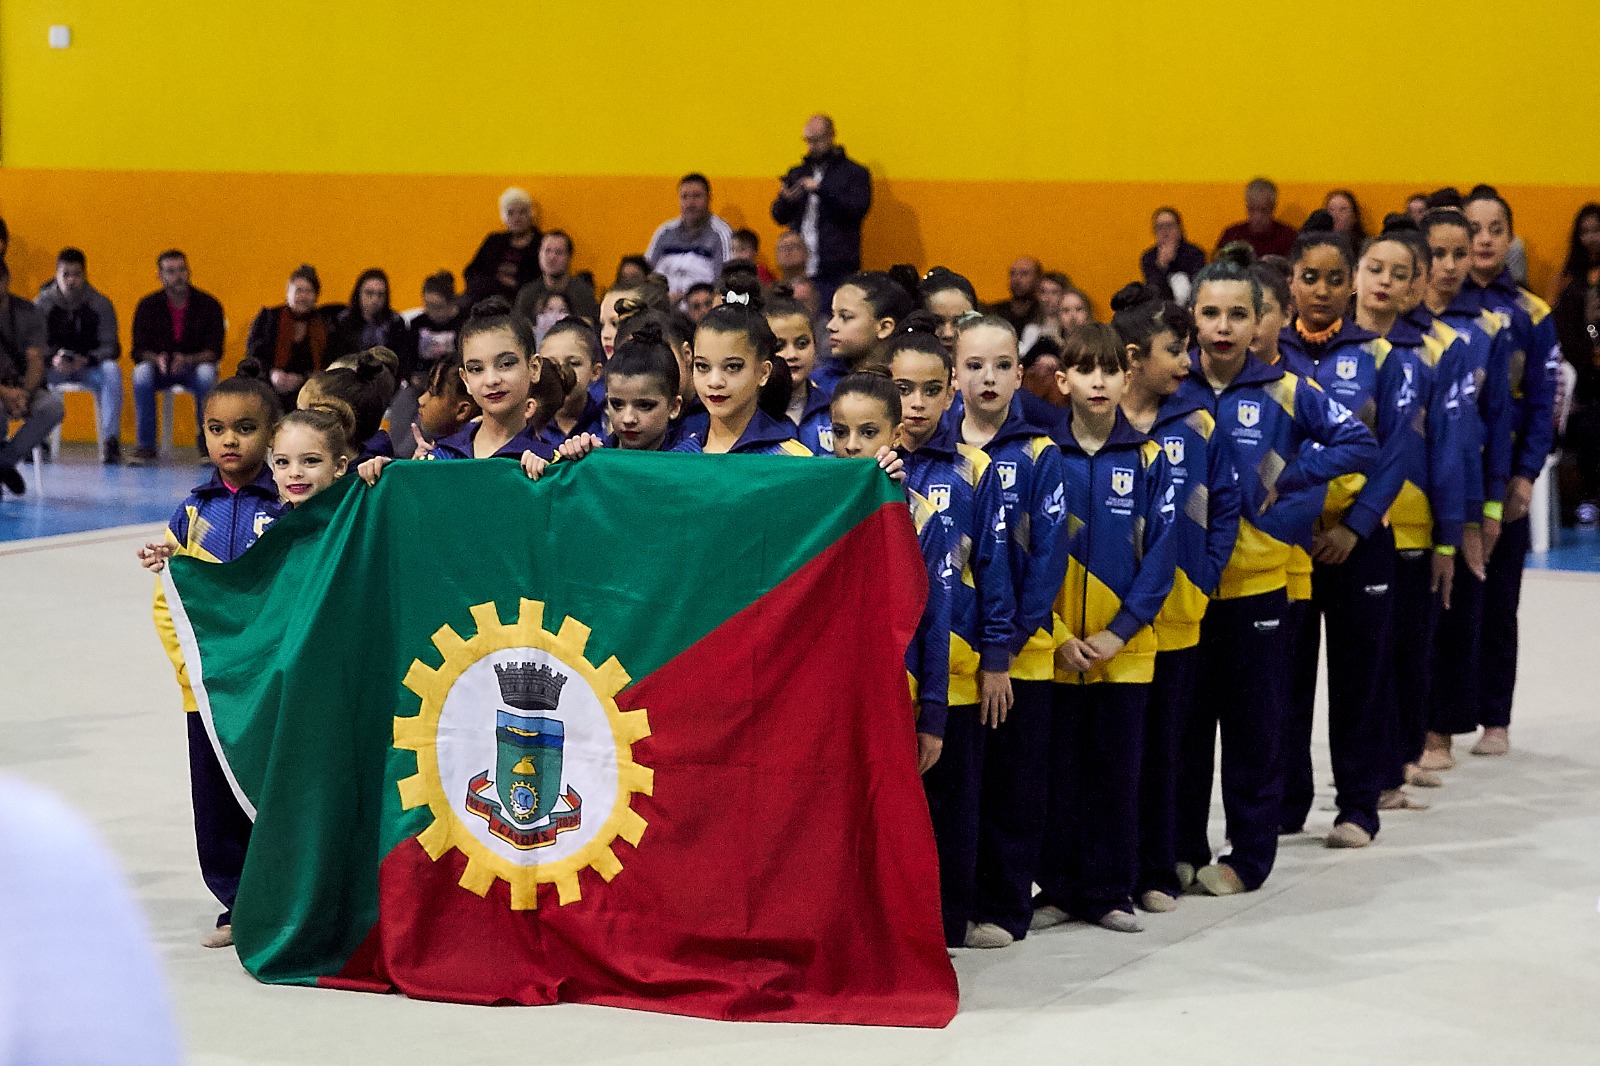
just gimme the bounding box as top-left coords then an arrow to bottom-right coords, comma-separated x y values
988,256 -> 1043,334
1323,189 -> 1369,248
462,187 -> 542,306
731,229 -> 776,285
330,269 -> 406,361
1215,177 -> 1297,258
684,282 -> 716,323
245,264 -> 336,409
1555,274 -> 1600,524
129,249 -> 226,464
0,260 -> 64,494
1140,207 -> 1207,304
514,230 -> 599,325
36,248 -> 121,463
1020,271 -> 1072,355
531,291 -> 571,343
393,271 -> 467,457
774,230 -> 809,283
645,173 -> 734,302
614,255 -> 652,288
1059,284 -> 1094,329
1405,193 -> 1430,225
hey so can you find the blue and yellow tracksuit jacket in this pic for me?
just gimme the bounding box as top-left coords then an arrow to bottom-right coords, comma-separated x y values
1461,270 -> 1561,487
1419,298 -> 1515,522
153,466 -> 286,714
903,420 -> 1016,726
794,377 -> 836,455
906,485 -> 955,737
1050,410 -> 1176,685
671,408 -> 814,456
1149,378 -> 1242,651
958,397 -> 1071,681
1194,354 -> 1379,600
1283,319 -> 1464,553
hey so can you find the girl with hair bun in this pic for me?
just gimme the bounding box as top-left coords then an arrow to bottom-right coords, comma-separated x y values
820,267 -> 921,390
1277,221 -> 1464,847
357,297 -> 563,484
887,313 -> 1016,950
945,312 -> 1070,948
1109,281 -> 1240,912
1172,246 -> 1377,897
270,400 -> 354,507
1455,185 -> 1560,758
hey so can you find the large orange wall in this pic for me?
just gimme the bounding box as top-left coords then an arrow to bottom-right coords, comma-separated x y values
3,169 -> 1594,442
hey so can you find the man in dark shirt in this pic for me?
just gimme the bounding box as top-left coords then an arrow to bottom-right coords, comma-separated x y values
0,260 -> 65,494
989,257 -> 1044,334
1215,178 -> 1298,259
37,248 -> 122,462
513,230 -> 599,324
771,114 -> 873,312
129,250 -> 226,464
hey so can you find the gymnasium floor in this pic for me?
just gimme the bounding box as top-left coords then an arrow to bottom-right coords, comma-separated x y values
5,452 -> 1600,1065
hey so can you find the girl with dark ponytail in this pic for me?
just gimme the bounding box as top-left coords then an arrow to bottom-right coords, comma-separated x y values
357,297 -> 564,485
1108,282 -> 1240,912
820,267 -> 920,389
1172,244 -> 1377,897
886,314 -> 1017,950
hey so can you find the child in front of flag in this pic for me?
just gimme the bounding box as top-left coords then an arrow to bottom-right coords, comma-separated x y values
767,286 -> 835,454
947,313 -> 1072,949
138,367 -> 286,948
534,319 -> 606,452
671,303 -> 813,456
888,313 -> 1017,950
1029,323 -> 1176,935
558,322 -> 685,456
357,297 -> 569,483
270,399 -> 355,507
829,372 -> 945,777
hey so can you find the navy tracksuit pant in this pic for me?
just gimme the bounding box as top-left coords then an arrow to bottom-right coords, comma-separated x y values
1037,682 -> 1147,923
974,679 -> 1052,940
1139,646 -> 1199,899
1479,516 -> 1531,729
1282,528 -> 1394,839
923,704 -> 984,947
188,712 -> 252,926
1389,550 -> 1441,785
1176,588 -> 1290,891
1428,551 -> 1485,736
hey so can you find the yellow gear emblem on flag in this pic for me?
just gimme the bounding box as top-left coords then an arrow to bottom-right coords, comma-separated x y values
393,598 -> 653,910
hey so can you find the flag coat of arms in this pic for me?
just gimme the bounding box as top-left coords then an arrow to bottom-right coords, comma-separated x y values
160,453 -> 957,1027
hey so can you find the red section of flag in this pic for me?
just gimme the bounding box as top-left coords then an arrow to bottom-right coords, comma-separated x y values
333,503 -> 956,1026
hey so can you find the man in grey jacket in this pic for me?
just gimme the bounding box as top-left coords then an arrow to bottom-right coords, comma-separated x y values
36,247 -> 121,463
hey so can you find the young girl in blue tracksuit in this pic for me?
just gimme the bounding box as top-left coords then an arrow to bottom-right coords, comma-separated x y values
1457,186 -> 1560,757
1028,322 -> 1176,934
944,313 -> 1070,947
359,298 -> 564,488
887,314 -> 1016,949
535,319 -> 607,451
766,287 -> 835,454
1173,249 -> 1378,897
1418,206 -> 1515,769
1372,219 -> 1469,805
1110,283 -> 1240,912
829,372 -> 951,779
672,304 -> 814,456
1277,225 -> 1462,847
141,368 -> 286,948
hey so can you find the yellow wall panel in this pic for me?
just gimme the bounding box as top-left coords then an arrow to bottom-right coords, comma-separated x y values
3,1 -> 1598,183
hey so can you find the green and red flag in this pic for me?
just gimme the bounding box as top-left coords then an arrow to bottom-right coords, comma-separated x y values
161,452 -> 957,1027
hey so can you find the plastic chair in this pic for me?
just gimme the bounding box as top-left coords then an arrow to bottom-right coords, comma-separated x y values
46,380 -> 93,453
160,384 -> 194,451
4,416 -> 46,493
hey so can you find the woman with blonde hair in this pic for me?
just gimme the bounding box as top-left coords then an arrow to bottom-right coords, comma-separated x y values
462,186 -> 543,304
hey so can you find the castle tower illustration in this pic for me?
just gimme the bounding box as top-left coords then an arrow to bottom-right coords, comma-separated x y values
492,662 -> 567,829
